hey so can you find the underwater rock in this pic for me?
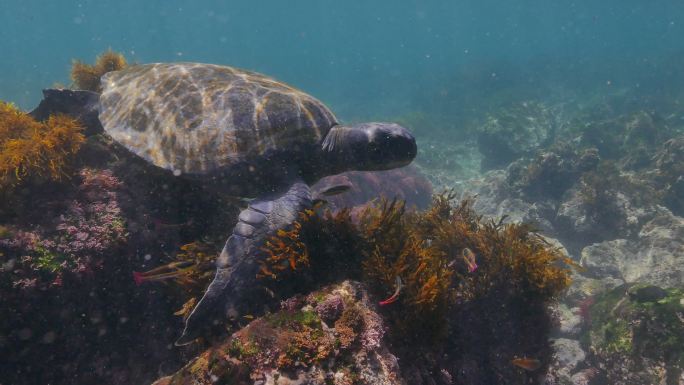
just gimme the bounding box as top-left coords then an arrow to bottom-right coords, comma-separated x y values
654,135 -> 684,216
552,338 -> 585,371
578,110 -> 674,166
457,169 -> 558,235
555,177 -> 659,250
563,272 -> 623,304
551,303 -> 582,338
544,338 -> 586,384
312,165 -> 433,211
506,146 -> 600,202
580,208 -> 684,288
583,283 -> 684,385
477,101 -> 557,170
151,281 -> 405,385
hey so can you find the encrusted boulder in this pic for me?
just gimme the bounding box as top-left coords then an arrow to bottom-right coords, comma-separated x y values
151,281 -> 405,385
580,209 -> 684,288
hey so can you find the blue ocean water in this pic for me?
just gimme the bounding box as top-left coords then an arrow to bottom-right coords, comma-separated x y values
2,1 -> 683,119
2,2 -> 684,385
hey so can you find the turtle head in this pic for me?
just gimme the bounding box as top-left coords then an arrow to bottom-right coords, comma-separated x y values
322,122 -> 417,172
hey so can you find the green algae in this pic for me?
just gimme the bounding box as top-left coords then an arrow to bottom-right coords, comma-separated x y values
587,284 -> 684,365
227,338 -> 260,360
266,309 -> 320,329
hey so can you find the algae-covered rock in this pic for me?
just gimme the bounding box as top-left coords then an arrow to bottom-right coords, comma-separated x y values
654,135 -> 684,216
583,283 -> 684,385
151,281 -> 404,385
579,110 -> 674,167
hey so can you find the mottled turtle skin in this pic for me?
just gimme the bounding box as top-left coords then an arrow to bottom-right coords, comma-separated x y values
31,62 -> 417,346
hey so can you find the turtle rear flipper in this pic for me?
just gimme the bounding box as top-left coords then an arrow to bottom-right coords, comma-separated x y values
175,180 -> 312,346
30,89 -> 102,135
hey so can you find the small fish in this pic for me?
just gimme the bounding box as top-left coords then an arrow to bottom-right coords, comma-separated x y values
146,216 -> 193,232
379,276 -> 403,306
242,314 -> 254,320
133,260 -> 195,285
511,357 -> 541,371
462,248 -> 478,273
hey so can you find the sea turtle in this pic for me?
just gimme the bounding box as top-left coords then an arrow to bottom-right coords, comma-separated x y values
31,62 -> 417,345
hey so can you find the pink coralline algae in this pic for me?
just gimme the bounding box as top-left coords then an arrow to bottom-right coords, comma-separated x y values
315,294 -> 345,323
0,168 -> 128,288
280,295 -> 304,312
54,169 -> 127,267
360,309 -> 385,351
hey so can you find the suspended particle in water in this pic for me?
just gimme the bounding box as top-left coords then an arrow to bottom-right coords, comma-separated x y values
173,169 -> 182,176
144,254 -> 152,261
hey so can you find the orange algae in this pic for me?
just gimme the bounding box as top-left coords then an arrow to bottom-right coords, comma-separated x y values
258,210 -> 311,280
257,207 -> 363,282
360,194 -> 575,346
0,101 -> 85,188
71,49 -> 127,92
359,198 -> 454,343
215,192 -> 574,349
256,193 -> 574,347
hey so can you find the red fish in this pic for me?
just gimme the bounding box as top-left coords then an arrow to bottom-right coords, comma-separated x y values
379,276 -> 403,306
511,357 -> 541,371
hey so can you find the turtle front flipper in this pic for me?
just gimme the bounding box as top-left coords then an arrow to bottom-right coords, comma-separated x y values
175,181 -> 312,346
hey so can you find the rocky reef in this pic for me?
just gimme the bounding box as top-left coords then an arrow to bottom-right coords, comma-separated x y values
3,49 -> 683,385
145,193 -> 574,385
152,281 -> 402,385
436,92 -> 684,385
